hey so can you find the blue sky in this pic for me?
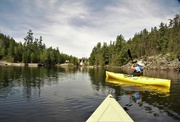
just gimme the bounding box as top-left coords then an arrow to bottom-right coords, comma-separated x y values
0,0 -> 180,58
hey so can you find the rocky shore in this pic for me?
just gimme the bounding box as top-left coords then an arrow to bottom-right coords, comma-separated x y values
0,61 -> 40,67
122,53 -> 180,71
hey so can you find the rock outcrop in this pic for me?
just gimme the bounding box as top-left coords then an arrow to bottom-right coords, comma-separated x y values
122,54 -> 180,71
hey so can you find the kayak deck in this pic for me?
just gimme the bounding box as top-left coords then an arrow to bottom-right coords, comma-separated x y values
106,71 -> 171,87
86,94 -> 134,122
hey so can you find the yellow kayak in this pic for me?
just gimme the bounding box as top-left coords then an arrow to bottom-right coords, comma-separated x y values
106,71 -> 171,88
106,78 -> 170,96
86,94 -> 134,122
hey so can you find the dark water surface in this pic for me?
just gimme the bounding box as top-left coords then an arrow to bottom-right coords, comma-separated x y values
0,66 -> 180,122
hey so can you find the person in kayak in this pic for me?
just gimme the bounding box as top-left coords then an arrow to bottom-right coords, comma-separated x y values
131,61 -> 144,76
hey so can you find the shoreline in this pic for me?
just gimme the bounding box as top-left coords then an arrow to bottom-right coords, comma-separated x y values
0,61 -> 40,67
0,57 -> 179,71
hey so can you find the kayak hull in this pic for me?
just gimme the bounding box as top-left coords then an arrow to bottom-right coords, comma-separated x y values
106,78 -> 170,95
106,71 -> 171,87
86,94 -> 134,122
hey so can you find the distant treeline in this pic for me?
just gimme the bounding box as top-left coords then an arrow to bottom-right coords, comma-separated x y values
0,30 -> 78,65
89,14 -> 180,66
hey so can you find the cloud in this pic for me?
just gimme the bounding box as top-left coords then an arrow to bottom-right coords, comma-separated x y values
0,0 -> 180,58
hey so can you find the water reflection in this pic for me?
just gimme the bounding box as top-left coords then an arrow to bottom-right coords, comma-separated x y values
88,68 -> 107,91
106,78 -> 170,95
0,66 -> 180,121
0,66 -> 71,99
129,91 -> 142,103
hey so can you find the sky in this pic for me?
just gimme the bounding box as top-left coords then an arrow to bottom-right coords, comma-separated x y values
0,0 -> 180,58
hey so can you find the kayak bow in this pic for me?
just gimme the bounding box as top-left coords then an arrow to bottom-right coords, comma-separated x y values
86,94 -> 134,122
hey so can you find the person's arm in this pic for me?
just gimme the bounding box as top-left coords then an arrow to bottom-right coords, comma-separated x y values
131,64 -> 136,70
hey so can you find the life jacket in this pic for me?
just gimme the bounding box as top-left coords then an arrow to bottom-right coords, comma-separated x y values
136,65 -> 143,72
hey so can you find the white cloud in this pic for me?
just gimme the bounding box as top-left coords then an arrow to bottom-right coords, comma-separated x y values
0,0 -> 180,58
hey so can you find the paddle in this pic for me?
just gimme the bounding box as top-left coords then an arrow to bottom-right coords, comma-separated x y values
127,49 -> 136,63
128,49 -> 133,61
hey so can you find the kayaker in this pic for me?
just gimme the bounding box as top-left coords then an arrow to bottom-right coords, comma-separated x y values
131,61 -> 144,76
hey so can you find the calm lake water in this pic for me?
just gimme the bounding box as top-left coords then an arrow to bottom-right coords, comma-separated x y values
0,66 -> 180,122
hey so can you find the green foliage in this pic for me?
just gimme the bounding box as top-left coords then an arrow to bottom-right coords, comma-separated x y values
0,30 -> 78,65
89,14 -> 180,66
169,54 -> 175,61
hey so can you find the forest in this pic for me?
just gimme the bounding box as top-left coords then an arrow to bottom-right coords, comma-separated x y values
89,14 -> 180,66
0,30 -> 78,65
